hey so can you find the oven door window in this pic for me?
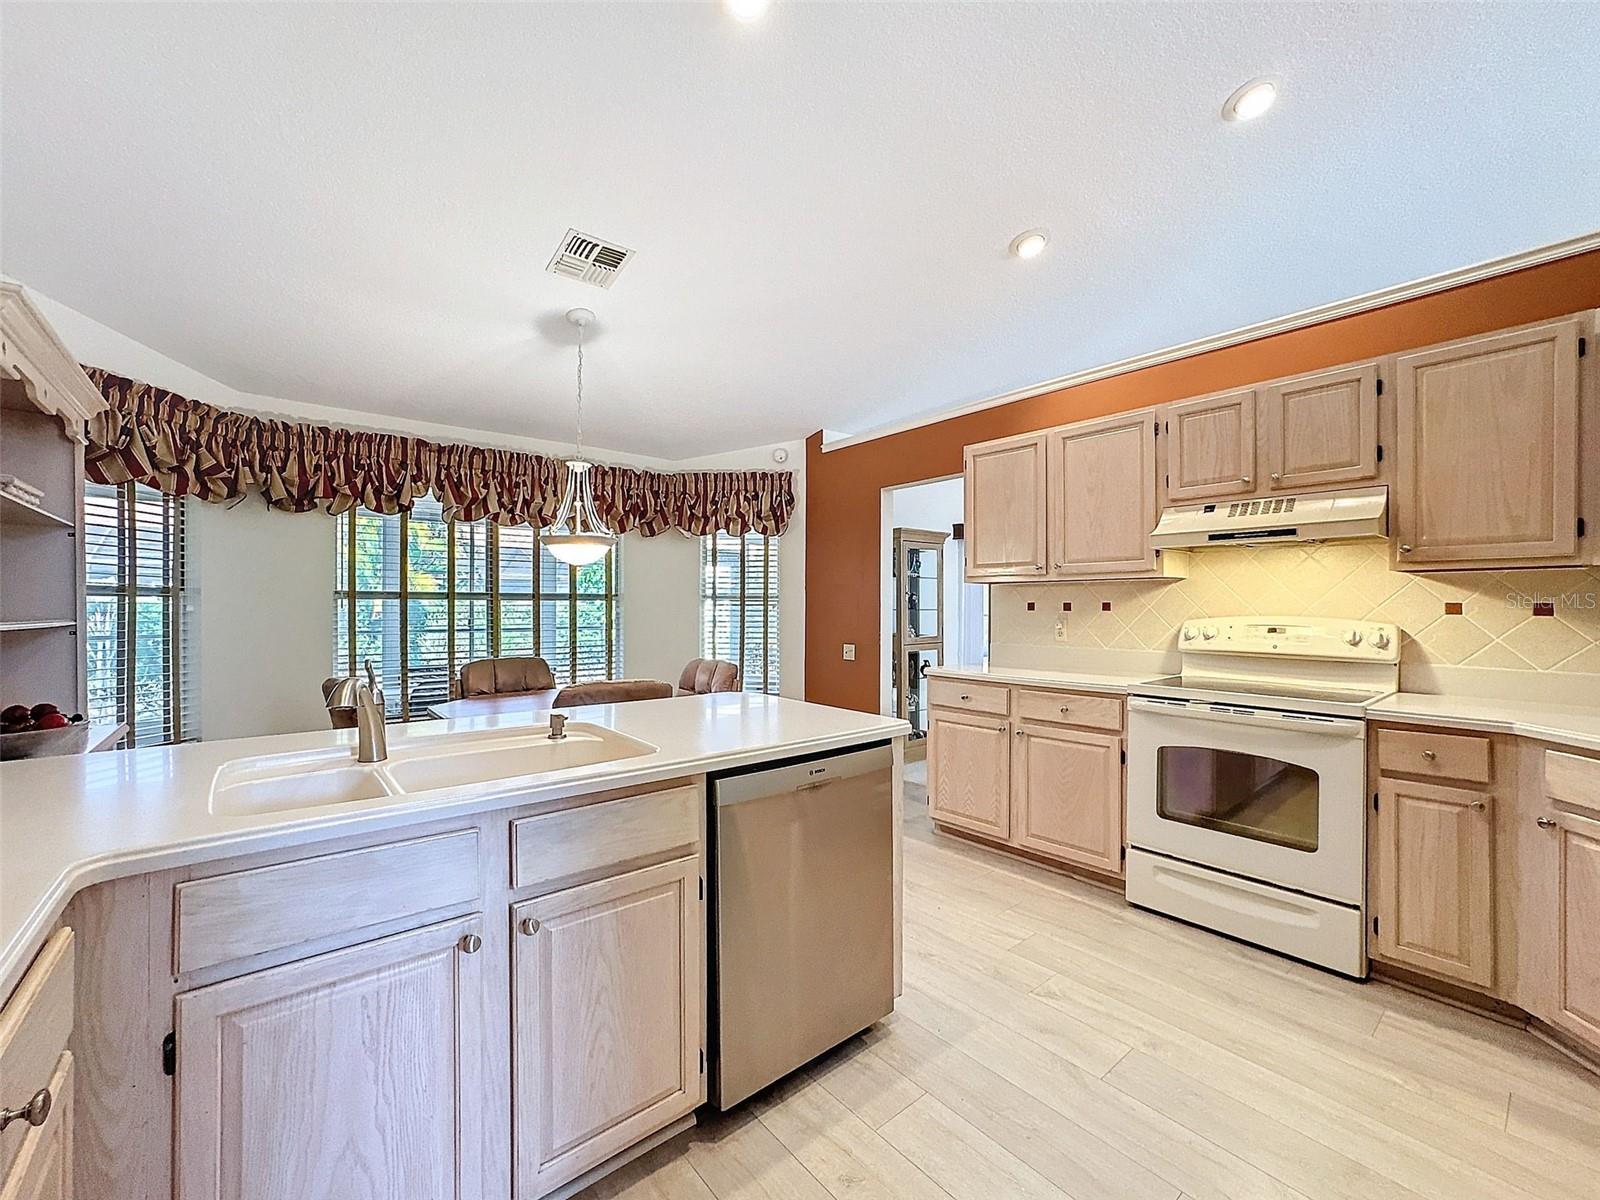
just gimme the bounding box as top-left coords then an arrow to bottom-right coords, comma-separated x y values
1156,746 -> 1319,853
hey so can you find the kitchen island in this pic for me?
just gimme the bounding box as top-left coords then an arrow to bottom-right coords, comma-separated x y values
0,692 -> 908,1200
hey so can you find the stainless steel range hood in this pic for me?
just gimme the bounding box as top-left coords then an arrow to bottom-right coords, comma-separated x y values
1150,485 -> 1388,549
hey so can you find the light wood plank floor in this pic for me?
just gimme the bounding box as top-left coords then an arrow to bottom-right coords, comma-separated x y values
581,768 -> 1600,1200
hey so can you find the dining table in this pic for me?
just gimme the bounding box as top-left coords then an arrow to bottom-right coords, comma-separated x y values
426,690 -> 559,721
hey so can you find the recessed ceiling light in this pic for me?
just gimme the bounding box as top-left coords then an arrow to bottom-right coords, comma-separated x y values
1009,230 -> 1049,260
724,0 -> 772,22
1223,77 -> 1279,122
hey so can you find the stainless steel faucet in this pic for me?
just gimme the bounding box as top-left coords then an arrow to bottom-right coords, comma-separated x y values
326,663 -> 389,763
547,713 -> 568,741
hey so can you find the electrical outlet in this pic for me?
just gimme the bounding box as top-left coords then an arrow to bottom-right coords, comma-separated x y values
1054,618 -> 1068,643
842,643 -> 856,661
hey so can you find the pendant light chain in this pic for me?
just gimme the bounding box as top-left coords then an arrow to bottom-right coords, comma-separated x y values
574,319 -> 585,459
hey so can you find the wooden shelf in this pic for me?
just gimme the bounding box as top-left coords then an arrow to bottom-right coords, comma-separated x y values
0,619 -> 78,633
0,490 -> 73,530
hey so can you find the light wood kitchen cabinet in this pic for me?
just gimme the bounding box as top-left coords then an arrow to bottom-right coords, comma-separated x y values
0,930 -> 73,1200
929,680 -> 1124,877
174,915 -> 485,1200
1549,806 -> 1600,1048
1046,412 -> 1161,576
1163,388 -> 1257,502
1374,777 -> 1495,988
1012,723 -> 1123,875
512,857 -> 702,1199
1393,316 -> 1583,567
1258,361 -> 1379,492
0,1053 -> 72,1200
963,433 -> 1048,578
927,708 -> 1012,840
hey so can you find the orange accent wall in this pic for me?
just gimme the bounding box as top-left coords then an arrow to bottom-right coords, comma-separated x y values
805,248 -> 1600,712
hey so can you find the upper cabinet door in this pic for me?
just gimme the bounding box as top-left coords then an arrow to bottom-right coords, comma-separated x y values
964,434 -> 1048,578
1394,317 -> 1582,567
1259,362 -> 1380,491
1164,389 -> 1257,502
1047,413 -> 1158,576
175,916 -> 485,1200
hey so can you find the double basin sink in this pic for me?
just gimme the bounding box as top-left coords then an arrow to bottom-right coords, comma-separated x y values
209,723 -> 657,816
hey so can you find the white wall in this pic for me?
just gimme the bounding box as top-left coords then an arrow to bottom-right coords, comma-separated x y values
26,285 -> 806,737
190,501 -> 336,740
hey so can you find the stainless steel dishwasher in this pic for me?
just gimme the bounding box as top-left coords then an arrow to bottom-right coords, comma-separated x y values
708,741 -> 895,1109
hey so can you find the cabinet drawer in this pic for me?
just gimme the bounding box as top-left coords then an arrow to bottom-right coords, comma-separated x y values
1014,689 -> 1123,732
512,784 -> 700,893
1546,749 -> 1600,820
174,829 -> 481,975
1377,728 -> 1492,784
0,929 -> 73,1182
928,678 -> 1010,716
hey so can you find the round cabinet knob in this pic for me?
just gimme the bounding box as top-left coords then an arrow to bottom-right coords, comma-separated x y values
1399,544 -> 1413,554
1058,705 -> 1071,714
458,933 -> 482,954
1241,476 -> 1252,485
1421,749 -> 1437,760
1270,472 -> 1282,482
1536,816 -> 1557,829
519,917 -> 542,937
1371,630 -> 1392,650
1344,630 -> 1363,646
959,694 -> 971,701
0,1088 -> 53,1133
1471,800 -> 1489,813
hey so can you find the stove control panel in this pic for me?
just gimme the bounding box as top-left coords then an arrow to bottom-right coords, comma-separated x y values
1177,616 -> 1401,663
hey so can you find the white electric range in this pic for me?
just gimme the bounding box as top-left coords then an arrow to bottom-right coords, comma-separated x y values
1125,616 -> 1399,977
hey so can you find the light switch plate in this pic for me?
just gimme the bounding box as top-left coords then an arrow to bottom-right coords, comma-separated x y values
842,643 -> 857,661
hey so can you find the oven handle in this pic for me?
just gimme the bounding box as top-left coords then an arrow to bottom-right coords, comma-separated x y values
1128,697 -> 1365,738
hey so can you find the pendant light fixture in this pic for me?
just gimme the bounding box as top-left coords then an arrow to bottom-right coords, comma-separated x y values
544,307 -> 616,566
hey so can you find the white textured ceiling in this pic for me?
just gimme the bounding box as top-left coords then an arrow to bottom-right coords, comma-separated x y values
3,3 -> 1598,459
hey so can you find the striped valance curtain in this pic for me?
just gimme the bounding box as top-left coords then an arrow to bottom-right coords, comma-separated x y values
82,368 -> 795,536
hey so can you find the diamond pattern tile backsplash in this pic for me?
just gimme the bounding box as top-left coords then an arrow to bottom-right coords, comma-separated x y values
990,543 -> 1600,675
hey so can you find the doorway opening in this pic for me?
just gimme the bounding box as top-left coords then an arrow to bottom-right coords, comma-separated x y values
879,476 -> 988,759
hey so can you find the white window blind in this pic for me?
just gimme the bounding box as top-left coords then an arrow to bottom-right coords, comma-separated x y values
700,531 -> 779,694
334,504 -> 621,719
83,480 -> 198,745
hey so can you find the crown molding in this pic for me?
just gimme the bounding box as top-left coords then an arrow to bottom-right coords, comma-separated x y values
820,230 -> 1600,454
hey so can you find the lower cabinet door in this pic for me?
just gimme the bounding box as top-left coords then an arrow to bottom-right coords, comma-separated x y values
0,1052 -> 73,1200
927,710 -> 1012,840
1375,778 -> 1495,987
512,857 -> 702,1199
1554,810 -> 1600,1049
174,916 -> 484,1200
1013,724 -> 1124,875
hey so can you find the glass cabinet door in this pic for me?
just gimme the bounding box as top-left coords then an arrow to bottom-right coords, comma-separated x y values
903,646 -> 941,739
904,546 -> 942,641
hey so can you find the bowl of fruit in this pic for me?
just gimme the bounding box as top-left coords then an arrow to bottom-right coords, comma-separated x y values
0,703 -> 91,760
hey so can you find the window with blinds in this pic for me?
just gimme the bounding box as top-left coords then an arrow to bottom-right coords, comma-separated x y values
83,480 -> 198,745
700,531 -> 779,694
333,500 -> 622,720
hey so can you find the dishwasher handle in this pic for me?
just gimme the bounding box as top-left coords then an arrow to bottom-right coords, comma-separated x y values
714,743 -> 894,807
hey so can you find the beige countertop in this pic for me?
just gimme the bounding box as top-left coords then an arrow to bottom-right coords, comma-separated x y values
928,663 -> 1161,694
0,693 -> 908,997
1368,692 -> 1600,753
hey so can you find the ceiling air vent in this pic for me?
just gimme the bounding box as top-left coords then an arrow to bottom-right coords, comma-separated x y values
546,229 -> 634,289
